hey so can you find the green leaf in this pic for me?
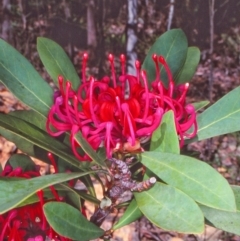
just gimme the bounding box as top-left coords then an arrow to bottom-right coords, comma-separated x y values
0,171 -> 98,214
192,100 -> 210,112
75,132 -> 106,167
193,86 -> 240,141
113,199 -> 142,230
18,183 -> 93,209
10,110 -> 47,131
135,182 -> 204,233
200,204 -> 240,236
37,37 -> 80,90
44,202 -> 104,240
9,111 -> 69,165
0,124 -> 50,164
141,152 -> 236,211
56,184 -> 82,210
200,186 -> 240,235
175,47 -> 200,84
74,189 -> 100,205
0,38 -> 53,117
0,113 -> 82,170
198,185 -> 240,236
16,188 -> 55,208
142,29 -> 188,86
150,110 -> 180,154
232,185 -> 240,211
7,153 -> 36,172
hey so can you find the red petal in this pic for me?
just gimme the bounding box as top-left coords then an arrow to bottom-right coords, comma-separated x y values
99,102 -> 116,122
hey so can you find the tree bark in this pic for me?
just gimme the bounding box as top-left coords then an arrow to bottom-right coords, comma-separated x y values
167,0 -> 175,30
87,0 -> 97,48
1,0 -> 12,43
126,0 -> 138,75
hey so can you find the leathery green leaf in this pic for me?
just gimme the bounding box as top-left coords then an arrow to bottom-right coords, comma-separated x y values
175,46 -> 200,84
0,38 -> 53,117
0,171 -> 98,214
150,110 -> 179,154
37,37 -> 80,90
193,86 -> 240,142
142,29 -> 188,86
232,185 -> 240,211
75,132 -> 106,167
199,186 -> 240,236
141,152 -> 236,211
0,113 -> 82,170
7,153 -> 36,172
10,110 -> 47,131
135,182 -> 204,233
44,202 -> 104,240
200,204 -> 240,236
192,100 -> 210,112
113,199 -> 142,230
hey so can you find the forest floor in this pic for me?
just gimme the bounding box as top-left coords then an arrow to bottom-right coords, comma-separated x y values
0,59 -> 240,241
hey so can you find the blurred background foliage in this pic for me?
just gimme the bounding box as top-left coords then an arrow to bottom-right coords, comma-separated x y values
1,0 -> 240,78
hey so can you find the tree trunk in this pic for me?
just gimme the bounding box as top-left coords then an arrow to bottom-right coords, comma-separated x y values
1,0 -> 12,44
87,0 -> 97,48
126,0 -> 138,75
167,0 -> 175,30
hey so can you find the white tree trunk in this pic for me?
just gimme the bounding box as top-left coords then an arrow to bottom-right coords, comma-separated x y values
167,0 -> 175,30
127,0 -> 138,75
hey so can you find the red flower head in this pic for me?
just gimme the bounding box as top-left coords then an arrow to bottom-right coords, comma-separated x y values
0,164 -> 71,241
150,54 -> 197,147
47,53 -> 197,160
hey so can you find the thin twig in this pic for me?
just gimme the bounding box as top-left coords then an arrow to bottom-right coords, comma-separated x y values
208,0 -> 215,103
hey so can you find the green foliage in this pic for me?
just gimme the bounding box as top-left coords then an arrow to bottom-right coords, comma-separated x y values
193,86 -> 240,142
7,154 -> 36,172
200,186 -> 240,235
37,37 -> 81,90
0,171 -> 98,214
142,29 -> 187,86
150,110 -> 180,153
113,199 -> 142,230
176,47 -> 201,84
141,152 -> 236,211
0,39 -> 53,117
0,113 -> 82,169
192,100 -> 210,111
9,110 -> 47,130
142,29 -> 200,86
74,132 -> 106,167
135,182 -> 204,233
44,202 -> 104,240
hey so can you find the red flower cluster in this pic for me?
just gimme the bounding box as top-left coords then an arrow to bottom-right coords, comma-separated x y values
150,54 -> 197,147
47,53 -> 197,160
0,163 -> 71,241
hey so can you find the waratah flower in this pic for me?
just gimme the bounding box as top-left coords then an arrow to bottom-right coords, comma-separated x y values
46,53 -> 197,160
150,54 -> 197,147
0,164 -> 71,241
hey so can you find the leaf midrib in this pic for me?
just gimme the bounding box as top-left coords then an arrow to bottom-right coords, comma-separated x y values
0,47 -> 51,111
0,121 -> 81,169
142,189 -> 202,231
142,154 -> 234,210
198,108 -> 240,133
